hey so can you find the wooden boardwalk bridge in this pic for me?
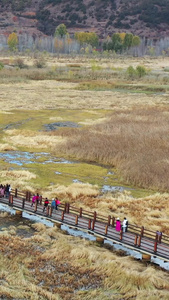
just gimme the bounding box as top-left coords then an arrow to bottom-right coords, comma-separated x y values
1,188 -> 169,263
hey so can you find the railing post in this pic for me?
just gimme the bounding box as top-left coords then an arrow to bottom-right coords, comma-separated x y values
46,206 -> 49,216
67,203 -> 70,213
120,229 -> 123,240
108,215 -> 111,226
61,211 -> 64,221
15,188 -> 17,198
75,215 -> 78,225
22,198 -> 25,209
8,195 -> 11,205
34,201 -> 37,213
10,195 -> 13,206
105,225 -> 108,235
134,235 -> 138,246
39,195 -> 42,205
138,235 -> 141,247
88,219 -> 91,230
79,207 -> 82,217
64,202 -> 67,212
154,240 -> 158,253
28,192 -> 31,202
26,191 -> 28,201
112,217 -> 115,227
92,220 -> 95,231
49,206 -> 52,217
93,211 -> 97,222
141,226 -> 144,237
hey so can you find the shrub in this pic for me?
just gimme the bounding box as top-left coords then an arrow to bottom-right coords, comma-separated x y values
126,65 -> 147,79
126,66 -> 137,79
15,58 -> 27,69
34,57 -> 46,68
136,65 -> 147,78
0,61 -> 4,70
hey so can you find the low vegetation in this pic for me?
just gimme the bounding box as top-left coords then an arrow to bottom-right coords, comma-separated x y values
0,213 -> 169,300
0,54 -> 169,299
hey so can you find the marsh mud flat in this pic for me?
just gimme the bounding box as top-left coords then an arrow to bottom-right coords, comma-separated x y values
1,118 -> 32,130
0,150 -> 134,194
44,121 -> 80,131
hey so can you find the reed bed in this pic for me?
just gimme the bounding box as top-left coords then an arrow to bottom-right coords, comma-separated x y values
0,223 -> 169,299
55,107 -> 169,192
0,54 -> 169,299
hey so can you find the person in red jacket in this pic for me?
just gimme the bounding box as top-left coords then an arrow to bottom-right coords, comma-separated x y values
43,198 -> 49,213
36,193 -> 39,205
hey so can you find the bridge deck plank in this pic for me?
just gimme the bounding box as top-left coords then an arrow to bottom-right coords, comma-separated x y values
0,195 -> 169,261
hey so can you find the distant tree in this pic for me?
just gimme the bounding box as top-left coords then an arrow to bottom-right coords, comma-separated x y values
132,35 -> 141,47
7,32 -> 18,51
123,33 -> 133,49
74,32 -> 99,47
111,33 -> 123,52
119,32 -> 126,42
103,32 -> 141,53
54,24 -> 68,38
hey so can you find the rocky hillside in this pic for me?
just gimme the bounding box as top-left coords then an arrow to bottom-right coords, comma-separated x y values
0,0 -> 169,38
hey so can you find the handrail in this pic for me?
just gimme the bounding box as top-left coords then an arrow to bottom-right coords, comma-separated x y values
1,192 -> 169,261
3,187 -> 168,247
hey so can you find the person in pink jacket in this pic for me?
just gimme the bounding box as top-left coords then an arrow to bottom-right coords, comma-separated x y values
31,194 -> 36,207
115,218 -> 121,231
55,197 -> 60,210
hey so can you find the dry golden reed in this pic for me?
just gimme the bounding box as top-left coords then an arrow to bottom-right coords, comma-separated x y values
55,107 -> 169,192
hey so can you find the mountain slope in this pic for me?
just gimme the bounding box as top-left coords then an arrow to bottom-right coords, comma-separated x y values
0,0 -> 169,38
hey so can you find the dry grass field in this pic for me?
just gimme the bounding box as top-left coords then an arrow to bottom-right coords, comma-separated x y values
0,54 -> 169,299
1,213 -> 169,300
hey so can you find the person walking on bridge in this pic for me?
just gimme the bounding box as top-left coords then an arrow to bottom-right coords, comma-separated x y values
122,217 -> 128,232
36,193 -> 39,205
31,194 -> 36,207
51,198 -> 56,210
55,197 -> 60,210
115,218 -> 121,231
43,198 -> 49,213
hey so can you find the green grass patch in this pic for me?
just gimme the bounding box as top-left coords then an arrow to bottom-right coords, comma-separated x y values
76,81 -> 168,94
24,161 -> 109,188
0,109 -> 109,132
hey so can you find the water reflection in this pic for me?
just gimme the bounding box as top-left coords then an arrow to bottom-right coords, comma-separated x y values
0,151 -> 76,166
0,151 -> 134,193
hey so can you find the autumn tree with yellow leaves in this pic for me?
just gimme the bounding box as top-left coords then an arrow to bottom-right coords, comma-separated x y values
74,32 -> 99,47
7,32 -> 18,51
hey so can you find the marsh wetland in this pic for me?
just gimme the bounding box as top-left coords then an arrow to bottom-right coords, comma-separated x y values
0,54 -> 169,299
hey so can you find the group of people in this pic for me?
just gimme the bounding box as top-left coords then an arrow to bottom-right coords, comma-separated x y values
43,197 -> 61,213
31,193 -> 61,213
1,184 -> 127,230
115,217 -> 128,233
0,184 -> 11,198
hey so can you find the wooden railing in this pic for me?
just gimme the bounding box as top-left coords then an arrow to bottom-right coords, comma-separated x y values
0,187 -> 168,260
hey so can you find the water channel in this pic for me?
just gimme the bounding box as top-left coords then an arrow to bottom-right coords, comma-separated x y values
0,150 -> 133,194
